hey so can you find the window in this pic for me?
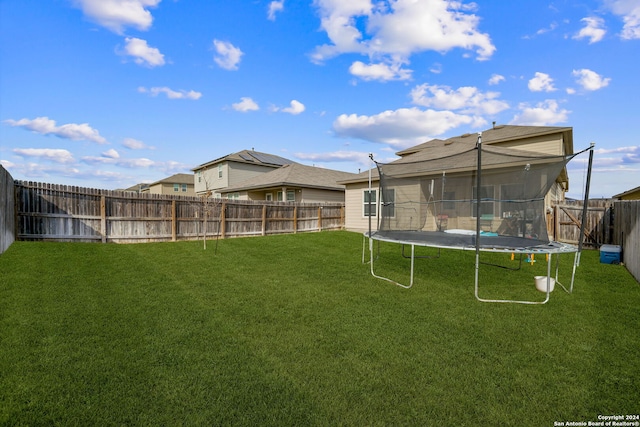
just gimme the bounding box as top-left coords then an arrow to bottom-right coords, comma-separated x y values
181,184 -> 187,192
227,192 -> 239,199
265,193 -> 273,201
276,191 -> 283,201
472,185 -> 494,217
218,164 -> 223,179
443,191 -> 456,210
363,190 -> 376,217
173,183 -> 179,192
286,190 -> 295,202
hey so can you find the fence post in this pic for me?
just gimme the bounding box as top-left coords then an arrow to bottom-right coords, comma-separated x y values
220,202 -> 226,239
293,206 -> 298,233
171,200 -> 177,242
100,194 -> 107,243
317,206 -> 322,231
262,204 -> 267,236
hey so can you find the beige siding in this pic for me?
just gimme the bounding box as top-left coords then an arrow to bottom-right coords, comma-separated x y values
300,188 -> 345,203
344,181 -> 379,231
195,166 -> 226,194
195,162 -> 277,195
493,134 -> 564,155
228,163 -> 277,186
147,183 -> 196,196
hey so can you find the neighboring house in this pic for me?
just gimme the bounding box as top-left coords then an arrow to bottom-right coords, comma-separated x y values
141,173 -> 196,196
613,185 -> 640,200
339,124 -> 575,232
120,183 -> 148,193
192,150 -> 295,196
219,162 -> 360,203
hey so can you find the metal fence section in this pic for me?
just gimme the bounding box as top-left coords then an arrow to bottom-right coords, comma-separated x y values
15,181 -> 344,243
0,166 -> 15,254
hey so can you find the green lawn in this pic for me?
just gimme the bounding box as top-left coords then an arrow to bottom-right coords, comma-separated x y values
1,231 -> 638,426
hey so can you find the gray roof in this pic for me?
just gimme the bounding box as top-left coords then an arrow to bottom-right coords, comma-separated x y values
192,149 -> 295,171
396,125 -> 573,156
340,125 -> 574,184
220,163 -> 360,193
149,173 -> 194,186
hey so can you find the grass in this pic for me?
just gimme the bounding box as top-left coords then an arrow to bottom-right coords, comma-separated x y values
0,231 -> 638,426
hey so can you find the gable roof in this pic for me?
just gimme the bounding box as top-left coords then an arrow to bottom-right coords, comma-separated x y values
613,185 -> 640,199
149,173 -> 194,186
220,163 -> 360,193
339,125 -> 574,185
192,149 -> 295,171
396,125 -> 573,157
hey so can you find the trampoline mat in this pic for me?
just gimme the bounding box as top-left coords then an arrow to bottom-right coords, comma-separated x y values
367,230 -> 577,253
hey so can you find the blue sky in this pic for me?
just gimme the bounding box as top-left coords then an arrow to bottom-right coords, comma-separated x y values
1,0 -> 638,198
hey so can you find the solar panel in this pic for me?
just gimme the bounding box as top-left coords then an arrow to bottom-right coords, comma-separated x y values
248,152 -> 291,166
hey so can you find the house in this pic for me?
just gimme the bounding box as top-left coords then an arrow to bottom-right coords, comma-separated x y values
613,185 -> 640,200
219,162 -> 360,203
339,125 -> 575,232
141,173 -> 196,196
192,150 -> 295,196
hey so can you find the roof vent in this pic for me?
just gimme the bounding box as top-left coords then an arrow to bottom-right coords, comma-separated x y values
460,133 -> 472,138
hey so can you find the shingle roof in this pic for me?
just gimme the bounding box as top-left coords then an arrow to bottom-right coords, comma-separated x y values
220,163 -> 360,193
149,173 -> 194,186
340,125 -> 574,184
192,149 -> 295,171
395,125 -> 573,156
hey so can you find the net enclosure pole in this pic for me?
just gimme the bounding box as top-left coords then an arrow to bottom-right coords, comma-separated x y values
570,142 -> 595,290
474,133 -> 482,300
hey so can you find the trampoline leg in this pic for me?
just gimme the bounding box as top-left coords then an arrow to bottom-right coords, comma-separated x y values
475,252 -> 551,305
369,239 -> 414,289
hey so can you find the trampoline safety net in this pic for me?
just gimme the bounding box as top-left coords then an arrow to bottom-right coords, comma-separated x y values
372,137 -> 580,248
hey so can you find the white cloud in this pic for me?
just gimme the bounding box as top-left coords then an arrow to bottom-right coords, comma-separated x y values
138,86 -> 202,100
13,148 -> 75,164
528,72 -> 556,92
268,0 -> 285,21
510,100 -> 570,126
213,39 -> 243,70
82,155 -> 156,168
410,83 -> 509,115
232,97 -> 259,112
573,17 -> 606,43
311,0 -> 495,68
121,37 -> 165,67
606,0 -> 640,39
73,0 -> 160,34
281,100 -> 306,115
4,116 -> 107,144
333,107 -> 477,146
349,60 -> 412,81
572,69 -> 611,91
122,138 -> 154,150
488,74 -> 505,85
102,149 -> 120,159
294,150 -> 370,164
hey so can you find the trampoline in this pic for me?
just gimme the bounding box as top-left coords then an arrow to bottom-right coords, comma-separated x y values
364,133 -> 595,304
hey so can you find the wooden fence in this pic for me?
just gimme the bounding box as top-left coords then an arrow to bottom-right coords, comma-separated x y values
613,200 -> 640,283
0,166 -> 15,254
15,181 -> 344,243
552,199 -> 614,247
